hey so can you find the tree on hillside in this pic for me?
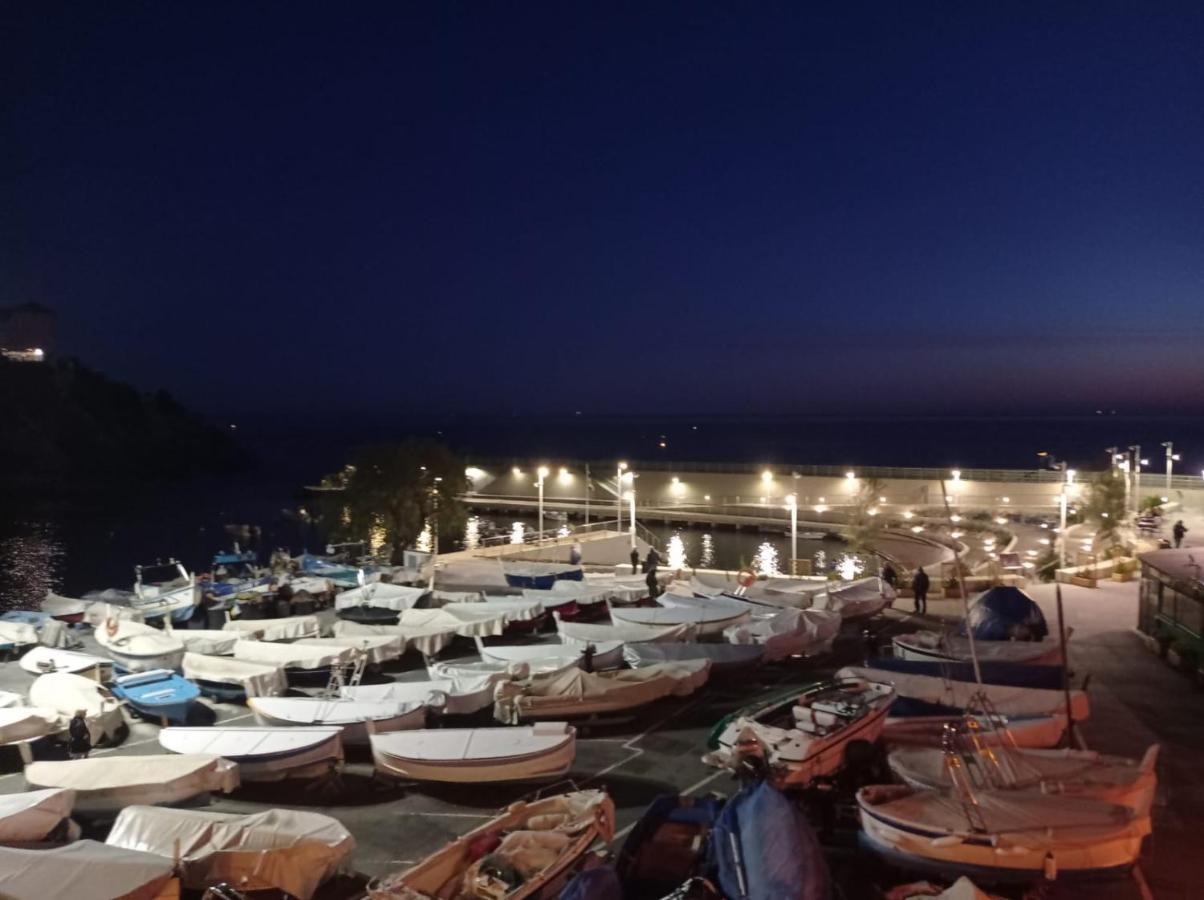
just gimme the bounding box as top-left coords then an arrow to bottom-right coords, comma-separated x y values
1081,470 -> 1127,549
317,440 -> 468,564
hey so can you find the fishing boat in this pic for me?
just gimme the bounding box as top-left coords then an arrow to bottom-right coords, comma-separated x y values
336,605 -> 401,625
494,660 -> 710,723
367,790 -> 613,900
892,630 -> 1067,666
132,560 -> 198,623
19,646 -> 113,681
28,672 -> 125,745
865,656 -> 1065,690
556,616 -> 698,648
705,676 -> 895,787
723,607 -> 842,661
295,634 -> 404,664
181,652 -> 287,701
41,591 -> 88,623
609,600 -> 750,636
0,788 -> 79,842
24,754 -> 240,814
334,582 -> 428,612
159,726 -> 343,782
106,805 -> 355,899
92,616 -> 186,672
888,743 -> 1160,815
454,597 -> 548,633
332,618 -> 458,659
857,783 -> 1148,882
429,656 -> 578,681
476,637 -> 624,671
0,841 -> 178,900
691,573 -> 827,609
623,640 -> 765,671
81,595 -> 144,628
371,723 -> 576,783
109,669 -> 200,723
247,695 -> 427,744
0,706 -> 64,746
881,713 -> 1071,750
232,638 -> 354,682
614,792 -> 727,899
395,606 -> 510,638
221,614 -> 321,642
162,625 -> 239,656
343,676 -> 499,716
815,577 -> 895,621
502,561 -> 585,589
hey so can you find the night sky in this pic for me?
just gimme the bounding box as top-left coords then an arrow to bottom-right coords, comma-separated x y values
5,3 -> 1204,419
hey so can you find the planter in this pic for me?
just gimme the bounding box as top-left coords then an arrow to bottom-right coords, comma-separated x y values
1111,571 -> 1134,583
1071,575 -> 1098,589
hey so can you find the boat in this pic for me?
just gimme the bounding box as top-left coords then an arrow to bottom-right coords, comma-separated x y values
41,591 -> 88,623
0,788 -> 79,842
295,634 -> 405,664
343,676 -> 500,716
92,616 -> 185,672
159,726 -> 343,781
181,652 -> 287,701
247,695 -> 426,744
623,641 -> 765,671
367,790 -> 613,900
614,792 -> 727,898
556,617 -> 699,647
502,561 -> 585,589
221,614 -> 321,641
334,582 -> 428,612
881,713 -> 1071,750
0,620 -> 39,654
0,706 -> 64,746
162,625 -> 239,656
494,660 -> 711,723
865,655 -> 1065,690
888,743 -> 1160,815
132,560 -> 198,623
19,646 -> 113,681
452,597 -> 548,632
370,722 -> 576,783
336,605 -> 402,625
106,805 -> 355,899
0,840 -> 178,900
24,754 -> 239,814
723,607 -> 842,661
690,573 -> 826,610
81,595 -> 144,628
232,638 -> 354,680
609,601 -> 750,636
892,631 -> 1067,666
705,676 -> 895,788
395,606 -> 510,638
476,637 -> 624,671
857,783 -> 1148,882
109,669 -> 200,723
429,657 -> 578,681
28,672 -> 125,745
814,577 -> 895,621
332,618 -> 458,659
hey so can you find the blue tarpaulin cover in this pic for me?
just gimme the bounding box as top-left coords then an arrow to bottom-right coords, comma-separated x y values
961,585 -> 1048,642
558,866 -> 623,900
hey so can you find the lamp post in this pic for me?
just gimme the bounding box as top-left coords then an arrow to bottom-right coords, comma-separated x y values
1163,442 -> 1179,491
616,462 -> 627,534
584,462 -> 591,525
1129,445 -> 1142,512
786,493 -> 798,576
628,489 -> 636,550
537,466 -> 549,545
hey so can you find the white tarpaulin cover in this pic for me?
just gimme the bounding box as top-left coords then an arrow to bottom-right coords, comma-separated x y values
295,635 -> 403,664
342,676 -> 497,715
233,639 -> 352,670
331,619 -> 456,658
431,589 -> 485,603
82,599 -> 145,628
816,577 -> 893,619
552,579 -> 645,604
41,591 -> 88,618
93,618 -> 185,670
0,840 -> 176,900
494,660 -> 709,722
334,583 -> 427,612
19,645 -> 110,677
396,606 -> 508,637
159,726 -> 342,763
222,615 -> 320,641
557,619 -> 698,647
521,589 -> 585,609
0,706 -> 63,745
25,754 -> 240,812
107,805 -> 355,899
28,671 -> 125,743
448,598 -> 544,623
0,620 -> 40,647
724,608 -> 842,661
182,652 -> 287,698
0,788 -> 76,842
609,603 -> 749,635
166,628 -> 240,655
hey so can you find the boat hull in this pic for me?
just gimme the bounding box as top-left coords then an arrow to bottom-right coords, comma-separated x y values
881,714 -> 1068,749
247,697 -> 426,745
371,727 -> 575,783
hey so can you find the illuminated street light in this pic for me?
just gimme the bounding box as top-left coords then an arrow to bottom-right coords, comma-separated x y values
537,466 -> 549,544
786,493 -> 798,574
1163,442 -> 1180,491
617,461 -> 627,533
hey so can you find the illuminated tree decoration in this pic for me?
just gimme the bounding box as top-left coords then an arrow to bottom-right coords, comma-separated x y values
415,522 -> 432,553
753,542 -> 780,576
667,533 -> 687,570
464,516 -> 480,550
510,522 -> 525,545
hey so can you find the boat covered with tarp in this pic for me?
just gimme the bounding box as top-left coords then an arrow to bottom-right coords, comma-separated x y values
478,638 -> 623,672
295,635 -> 404,664
814,577 -> 894,620
556,618 -> 698,648
19,646 -> 113,681
182,652 -> 286,701
92,617 -> 185,672
609,600 -> 749,636
0,706 -> 63,746
159,725 -> 344,782
334,582 -> 428,612
247,696 -> 426,744
892,630 -> 1067,666
723,607 -> 842,661
865,655 -> 1065,689
960,585 -> 1049,642
342,676 -> 500,716
332,619 -> 457,658
28,672 -> 125,744
371,723 -> 576,783
25,754 -> 239,814
0,788 -> 79,842
163,626 -> 240,656
0,840 -> 177,900
221,614 -> 321,642
502,561 -> 585,589
232,639 -> 353,672
623,641 -> 765,671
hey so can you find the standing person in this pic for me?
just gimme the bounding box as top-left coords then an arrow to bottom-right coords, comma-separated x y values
644,547 -> 661,572
912,567 -> 930,615
68,710 -> 91,760
1173,520 -> 1188,548
569,543 -> 582,566
630,547 -> 640,574
881,562 -> 898,589
645,563 -> 660,600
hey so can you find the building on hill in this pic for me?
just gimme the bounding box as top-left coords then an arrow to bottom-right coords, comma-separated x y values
0,303 -> 56,361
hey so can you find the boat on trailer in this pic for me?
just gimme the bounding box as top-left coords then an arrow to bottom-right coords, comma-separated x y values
367,790 -> 613,900
92,616 -> 185,672
19,646 -> 113,681
109,669 -> 200,723
181,651 -> 287,701
247,695 -> 427,745
24,754 -> 239,814
159,726 -> 344,782
0,788 -> 80,842
371,722 -> 576,783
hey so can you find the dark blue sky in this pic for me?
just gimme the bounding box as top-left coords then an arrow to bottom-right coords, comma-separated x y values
4,3 -> 1203,418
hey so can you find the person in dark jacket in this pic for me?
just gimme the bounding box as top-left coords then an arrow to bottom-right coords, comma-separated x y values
645,565 -> 659,600
1173,520 -> 1188,548
881,562 -> 898,589
912,567 -> 930,615
630,547 -> 640,575
68,710 -> 91,760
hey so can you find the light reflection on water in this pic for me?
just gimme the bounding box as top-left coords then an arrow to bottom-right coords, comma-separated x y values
0,522 -> 65,611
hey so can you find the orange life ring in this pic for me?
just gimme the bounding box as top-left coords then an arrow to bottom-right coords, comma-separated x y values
104,616 -> 119,637
737,568 -> 757,589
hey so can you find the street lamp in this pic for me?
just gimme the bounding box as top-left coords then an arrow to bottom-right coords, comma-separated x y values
616,461 -> 627,534
786,493 -> 798,576
1163,442 -> 1180,491
627,490 -> 637,549
537,466 -> 549,545
1042,458 -> 1073,567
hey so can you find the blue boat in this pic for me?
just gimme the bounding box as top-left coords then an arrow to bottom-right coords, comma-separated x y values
502,562 -> 584,590
616,793 -> 726,897
110,669 -> 200,723
866,655 -> 1065,690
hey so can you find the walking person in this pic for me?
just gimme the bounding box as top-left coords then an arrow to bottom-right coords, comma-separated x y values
68,710 -> 92,760
630,547 -> 640,575
881,562 -> 898,589
1173,520 -> 1188,548
645,563 -> 660,600
912,567 -> 930,615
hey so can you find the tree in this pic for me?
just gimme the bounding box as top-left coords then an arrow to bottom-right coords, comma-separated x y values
847,476 -> 887,554
1081,470 -> 1127,549
317,440 -> 468,564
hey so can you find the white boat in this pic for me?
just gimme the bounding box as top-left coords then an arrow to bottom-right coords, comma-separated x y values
892,630 -> 1066,666
81,597 -> 144,628
40,591 -> 88,622
623,641 -> 765,671
28,672 -> 125,745
857,783 -> 1147,882
723,607 -> 842,661
608,602 -> 749,636
494,660 -> 710,723
163,626 -> 239,656
342,677 -> 498,716
106,805 -> 354,899
92,615 -> 185,672
368,790 -> 613,900
881,713 -> 1071,750
332,619 -> 457,658
295,635 -> 404,664
691,573 -> 828,609
25,754 -> 239,814
476,637 -> 624,671
705,676 -> 896,788
0,620 -> 39,652
0,840 -> 177,900
556,617 -> 698,647
132,560 -> 198,623
0,691 -> 22,708
522,586 -> 612,608
160,725 -> 343,781
0,706 -> 64,745
396,606 -> 510,638
0,788 -> 79,842
19,646 -> 113,681
888,743 -> 1160,815
429,657 -> 578,680
815,577 -> 895,620
232,639 -> 354,672
221,614 -> 320,641
334,582 -> 427,612
182,652 -> 286,700
371,723 -> 576,783
247,696 -> 426,745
